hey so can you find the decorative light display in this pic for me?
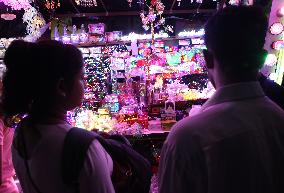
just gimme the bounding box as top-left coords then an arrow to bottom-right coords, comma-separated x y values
61,26 -> 71,44
228,0 -> 240,5
272,40 -> 284,50
79,24 -> 89,43
75,0 -> 97,7
140,0 -> 166,33
269,73 -> 277,81
0,13 -> 16,20
121,32 -> 169,41
71,25 -> 80,44
265,54 -> 278,67
270,22 -> 284,35
178,29 -> 205,37
44,0 -> 60,11
22,6 -> 46,42
0,0 -> 46,42
0,0 -> 30,10
277,7 -> 284,17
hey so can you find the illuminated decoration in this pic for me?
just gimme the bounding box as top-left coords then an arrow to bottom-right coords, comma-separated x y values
196,0 -> 203,3
270,22 -> 284,35
0,38 -> 16,50
44,0 -> 60,11
178,29 -> 205,37
61,26 -> 71,44
0,0 -> 30,10
71,25 -> 80,44
277,7 -> 284,17
80,24 -> 89,43
272,40 -> 284,50
275,49 -> 284,85
265,54 -> 278,67
0,0 -> 46,42
22,6 -> 46,42
269,73 -> 277,81
127,0 -> 132,7
54,26 -> 60,41
228,0 -> 239,5
0,13 -> 16,20
75,0 -> 97,7
121,32 -> 169,41
177,0 -> 181,6
140,0 -> 166,34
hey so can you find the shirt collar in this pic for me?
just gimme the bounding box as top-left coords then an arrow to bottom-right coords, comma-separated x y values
202,81 -> 265,111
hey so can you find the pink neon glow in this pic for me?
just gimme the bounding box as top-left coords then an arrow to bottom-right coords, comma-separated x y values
270,22 -> 284,35
0,0 -> 30,10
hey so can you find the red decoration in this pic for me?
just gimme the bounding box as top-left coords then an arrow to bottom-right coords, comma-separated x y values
151,0 -> 157,6
137,60 -> 147,67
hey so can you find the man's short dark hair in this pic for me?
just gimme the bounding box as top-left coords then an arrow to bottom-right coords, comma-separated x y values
205,6 -> 268,72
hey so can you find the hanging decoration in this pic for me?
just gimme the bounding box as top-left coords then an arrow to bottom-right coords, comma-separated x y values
140,0 -> 166,33
0,0 -> 30,10
75,0 -> 97,7
22,6 -> 46,42
127,0 -> 132,7
44,0 -> 61,11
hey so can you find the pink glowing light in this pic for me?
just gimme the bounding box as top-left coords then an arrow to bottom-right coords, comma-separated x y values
0,0 -> 30,10
277,7 -> 284,17
272,40 -> 284,50
270,22 -> 284,35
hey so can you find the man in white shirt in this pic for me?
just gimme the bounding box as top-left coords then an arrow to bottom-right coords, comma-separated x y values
158,6 -> 284,193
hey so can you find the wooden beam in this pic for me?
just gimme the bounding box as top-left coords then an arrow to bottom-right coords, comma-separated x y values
54,9 -> 215,18
98,0 -> 109,16
170,0 -> 177,13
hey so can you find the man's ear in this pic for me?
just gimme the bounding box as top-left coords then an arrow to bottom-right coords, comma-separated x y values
203,49 -> 214,69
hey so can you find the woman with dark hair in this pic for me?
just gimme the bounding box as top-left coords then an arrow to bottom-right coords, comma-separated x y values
2,40 -> 115,193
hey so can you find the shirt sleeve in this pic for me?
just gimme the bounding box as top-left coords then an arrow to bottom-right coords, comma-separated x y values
158,127 -> 208,193
79,139 -> 115,193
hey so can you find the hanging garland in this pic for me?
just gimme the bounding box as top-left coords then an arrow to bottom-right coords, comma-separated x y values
0,0 -> 30,10
0,0 -> 46,47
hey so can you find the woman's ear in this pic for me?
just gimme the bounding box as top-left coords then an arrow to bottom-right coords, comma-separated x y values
56,78 -> 67,98
203,49 -> 214,69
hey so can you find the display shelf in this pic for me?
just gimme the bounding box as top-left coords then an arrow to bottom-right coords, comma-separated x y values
76,36 -> 205,48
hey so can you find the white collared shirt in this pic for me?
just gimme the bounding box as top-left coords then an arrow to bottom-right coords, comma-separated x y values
158,82 -> 284,193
